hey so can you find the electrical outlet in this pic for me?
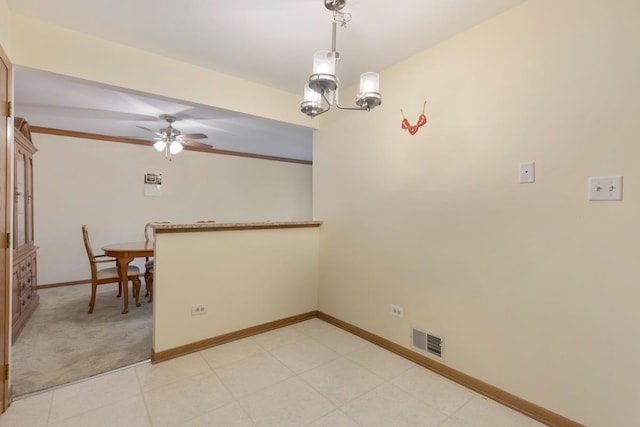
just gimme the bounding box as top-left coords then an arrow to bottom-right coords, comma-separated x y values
191,304 -> 208,315
588,176 -> 622,201
390,304 -> 403,317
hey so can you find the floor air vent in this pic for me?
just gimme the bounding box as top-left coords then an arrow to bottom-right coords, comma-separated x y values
411,327 -> 444,361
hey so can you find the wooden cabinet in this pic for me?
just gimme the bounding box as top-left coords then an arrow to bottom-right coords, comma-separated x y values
12,118 -> 38,343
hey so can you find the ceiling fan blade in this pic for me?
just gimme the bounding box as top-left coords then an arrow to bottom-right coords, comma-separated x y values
182,140 -> 213,149
136,125 -> 165,137
120,136 -> 163,141
179,133 -> 208,140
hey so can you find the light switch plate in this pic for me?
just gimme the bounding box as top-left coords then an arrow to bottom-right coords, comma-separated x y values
519,162 -> 535,183
588,176 -> 622,201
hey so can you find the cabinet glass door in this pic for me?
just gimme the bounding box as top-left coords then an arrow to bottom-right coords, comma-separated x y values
16,152 -> 26,247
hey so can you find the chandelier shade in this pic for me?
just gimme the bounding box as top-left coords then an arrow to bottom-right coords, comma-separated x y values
356,72 -> 382,109
359,72 -> 379,93
303,84 -> 322,105
313,50 -> 337,75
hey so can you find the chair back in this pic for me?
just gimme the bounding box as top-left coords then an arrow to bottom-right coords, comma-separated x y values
81,225 -> 98,279
144,221 -> 170,243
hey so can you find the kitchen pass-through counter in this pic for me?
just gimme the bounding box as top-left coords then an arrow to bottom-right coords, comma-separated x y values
150,221 -> 322,360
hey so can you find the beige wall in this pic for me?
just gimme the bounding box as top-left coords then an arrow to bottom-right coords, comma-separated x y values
313,1 -> 640,426
153,227 -> 319,352
34,134 -> 312,284
0,0 -> 10,54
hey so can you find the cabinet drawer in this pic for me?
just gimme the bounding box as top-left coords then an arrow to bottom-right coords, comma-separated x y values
19,256 -> 34,276
19,275 -> 34,307
12,269 -> 20,317
15,250 -> 37,313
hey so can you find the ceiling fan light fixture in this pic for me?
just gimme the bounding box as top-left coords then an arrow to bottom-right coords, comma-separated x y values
138,115 -> 211,160
169,141 -> 183,155
153,140 -> 167,152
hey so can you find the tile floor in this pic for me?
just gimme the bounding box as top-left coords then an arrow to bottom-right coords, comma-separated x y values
0,319 -> 545,426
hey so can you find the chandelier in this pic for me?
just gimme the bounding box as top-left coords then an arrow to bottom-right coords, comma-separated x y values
300,0 -> 382,118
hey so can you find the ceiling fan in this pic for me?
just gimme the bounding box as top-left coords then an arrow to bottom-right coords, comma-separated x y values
137,114 -> 211,158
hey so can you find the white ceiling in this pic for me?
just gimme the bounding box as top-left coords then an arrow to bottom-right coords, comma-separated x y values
7,0 -> 527,161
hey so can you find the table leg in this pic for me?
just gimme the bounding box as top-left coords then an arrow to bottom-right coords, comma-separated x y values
118,256 -> 135,314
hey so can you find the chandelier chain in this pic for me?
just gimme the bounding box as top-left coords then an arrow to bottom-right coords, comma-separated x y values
333,10 -> 352,27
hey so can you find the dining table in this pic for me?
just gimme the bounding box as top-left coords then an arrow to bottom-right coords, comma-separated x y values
101,241 -> 154,314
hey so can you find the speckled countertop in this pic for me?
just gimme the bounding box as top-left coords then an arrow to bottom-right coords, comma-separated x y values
153,221 -> 322,233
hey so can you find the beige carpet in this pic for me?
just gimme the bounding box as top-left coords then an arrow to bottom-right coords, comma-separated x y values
11,284 -> 152,397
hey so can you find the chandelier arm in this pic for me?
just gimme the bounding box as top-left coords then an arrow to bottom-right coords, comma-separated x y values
312,109 -> 331,117
333,79 -> 371,112
335,102 -> 369,112
315,93 -> 332,116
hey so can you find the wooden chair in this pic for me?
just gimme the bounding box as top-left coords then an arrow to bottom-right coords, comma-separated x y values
143,221 -> 170,303
82,225 -> 141,314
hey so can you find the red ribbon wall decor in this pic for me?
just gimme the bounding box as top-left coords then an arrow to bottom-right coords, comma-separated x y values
401,101 -> 427,135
